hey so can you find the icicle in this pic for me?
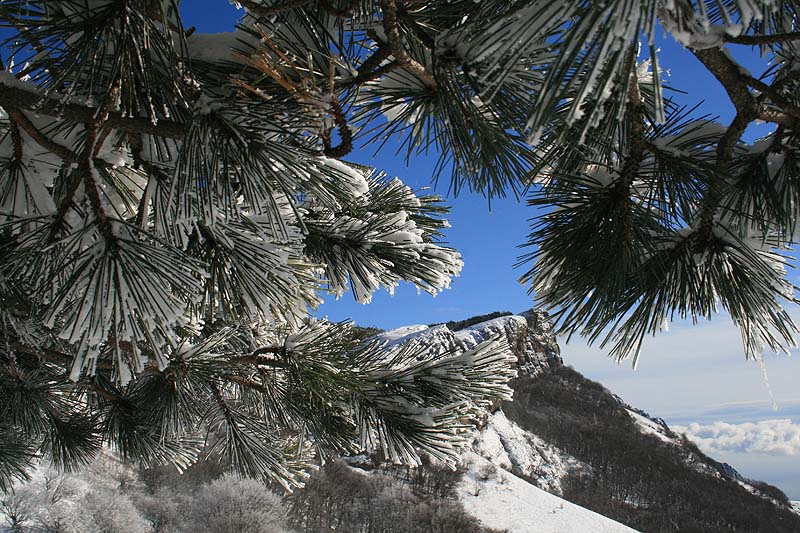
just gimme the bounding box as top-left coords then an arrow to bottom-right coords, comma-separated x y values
757,352 -> 779,412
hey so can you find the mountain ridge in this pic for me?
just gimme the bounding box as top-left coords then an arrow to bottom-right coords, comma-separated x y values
373,310 -> 800,532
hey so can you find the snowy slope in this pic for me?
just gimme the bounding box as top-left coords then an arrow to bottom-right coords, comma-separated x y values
792,501 -> 800,516
473,411 -> 584,495
374,311 -> 561,372
458,453 -> 638,533
626,408 -> 676,444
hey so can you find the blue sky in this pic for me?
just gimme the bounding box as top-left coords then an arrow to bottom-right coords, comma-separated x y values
187,5 -> 800,498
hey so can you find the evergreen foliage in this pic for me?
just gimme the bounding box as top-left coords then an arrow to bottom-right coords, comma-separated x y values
1,0 -> 800,489
0,0 -> 518,488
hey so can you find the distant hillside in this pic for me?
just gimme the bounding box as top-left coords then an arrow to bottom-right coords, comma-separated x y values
429,311 -> 514,332
505,365 -> 799,531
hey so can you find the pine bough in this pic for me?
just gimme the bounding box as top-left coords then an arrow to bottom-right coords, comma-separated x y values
0,0 -> 798,490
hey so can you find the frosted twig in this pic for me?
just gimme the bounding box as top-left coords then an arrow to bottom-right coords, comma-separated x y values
7,109 -> 77,163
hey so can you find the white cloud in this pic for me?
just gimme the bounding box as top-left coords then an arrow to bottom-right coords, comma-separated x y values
674,419 -> 800,456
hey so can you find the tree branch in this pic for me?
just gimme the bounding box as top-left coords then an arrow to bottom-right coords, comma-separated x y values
7,109 -> 77,163
7,114 -> 23,162
322,95 -> 352,158
618,67 -> 646,188
239,0 -> 358,19
614,57 -> 646,245
691,47 -> 756,120
0,82 -> 187,139
743,76 -> 800,127
2,339 -> 73,366
353,40 -> 394,83
237,0 -> 312,17
80,120 -> 113,237
724,32 -> 800,46
690,47 -> 758,237
380,0 -> 436,89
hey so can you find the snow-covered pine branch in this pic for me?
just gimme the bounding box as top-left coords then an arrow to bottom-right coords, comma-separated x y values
0,0 -> 514,490
1,0 -> 800,492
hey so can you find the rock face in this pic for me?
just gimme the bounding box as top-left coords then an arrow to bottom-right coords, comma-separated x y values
471,410 -> 583,496
517,310 -> 563,375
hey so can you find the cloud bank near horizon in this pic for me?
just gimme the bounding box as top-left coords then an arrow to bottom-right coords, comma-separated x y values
675,419 -> 800,456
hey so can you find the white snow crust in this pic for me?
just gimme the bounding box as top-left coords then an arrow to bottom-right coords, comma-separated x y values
458,453 -> 638,533
375,324 -> 431,344
473,411 -> 583,495
454,315 -> 528,350
626,409 -> 675,444
375,314 -> 530,359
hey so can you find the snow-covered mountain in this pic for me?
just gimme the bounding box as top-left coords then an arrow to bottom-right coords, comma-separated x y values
374,311 -> 800,533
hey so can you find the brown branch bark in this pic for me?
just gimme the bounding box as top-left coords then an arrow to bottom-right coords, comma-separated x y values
618,69 -> 647,188
614,57 -> 647,246
7,109 -> 77,163
80,120 -> 113,237
743,76 -> 800,127
3,339 -> 74,366
353,60 -> 402,85
8,114 -> 23,162
237,0 -> 312,17
239,0 -> 357,19
354,41 -> 394,83
690,47 -> 758,237
322,95 -> 353,158
0,83 -> 186,139
380,0 -> 436,89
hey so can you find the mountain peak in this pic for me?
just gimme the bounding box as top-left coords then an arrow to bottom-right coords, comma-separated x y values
377,309 -> 563,375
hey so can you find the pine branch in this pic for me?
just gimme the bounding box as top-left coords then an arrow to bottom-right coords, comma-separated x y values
691,47 -> 756,123
2,339 -> 74,367
356,39 -> 393,79
79,120 -> 112,237
7,113 -> 22,162
0,83 -> 186,139
352,59 -> 402,85
48,167 -> 84,243
743,76 -> 800,127
318,0 -> 359,18
690,47 -> 758,237
239,0 -> 357,19
322,95 -> 352,158
239,0 -> 312,17
380,0 -> 436,89
6,109 -> 77,163
724,32 -> 800,46
615,56 -> 647,244
352,40 -> 401,85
